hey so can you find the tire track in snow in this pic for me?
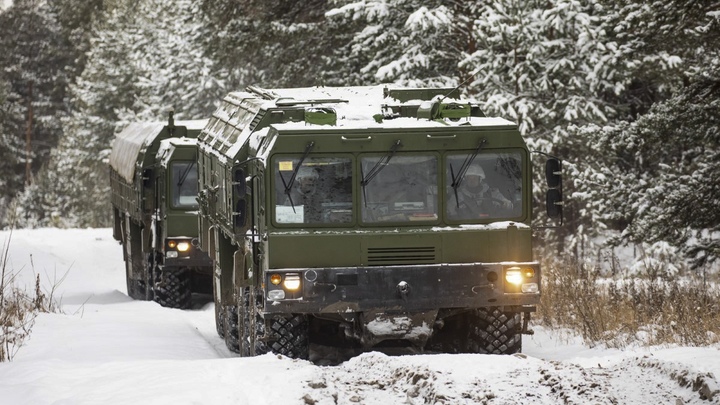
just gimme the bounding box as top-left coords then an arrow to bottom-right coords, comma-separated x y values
299,353 -> 719,404
529,356 -> 717,404
302,352 -> 496,404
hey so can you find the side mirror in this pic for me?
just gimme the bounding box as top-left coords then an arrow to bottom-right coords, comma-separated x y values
234,199 -> 247,228
232,167 -> 248,228
142,168 -> 153,187
546,189 -> 563,219
545,158 -> 562,188
233,168 -> 246,196
544,158 -> 563,222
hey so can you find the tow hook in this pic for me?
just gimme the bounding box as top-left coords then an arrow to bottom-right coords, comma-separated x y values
397,281 -> 410,301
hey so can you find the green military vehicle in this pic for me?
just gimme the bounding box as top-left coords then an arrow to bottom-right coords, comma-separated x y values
110,114 -> 213,309
197,86 -> 562,359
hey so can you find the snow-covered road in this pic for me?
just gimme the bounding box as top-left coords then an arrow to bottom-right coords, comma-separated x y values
1,228 -> 718,404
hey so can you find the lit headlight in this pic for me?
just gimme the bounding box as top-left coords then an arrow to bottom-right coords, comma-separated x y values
176,242 -> 190,252
505,268 -> 523,286
283,274 -> 301,291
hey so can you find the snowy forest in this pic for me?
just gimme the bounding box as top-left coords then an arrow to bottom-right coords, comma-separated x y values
0,0 -> 718,270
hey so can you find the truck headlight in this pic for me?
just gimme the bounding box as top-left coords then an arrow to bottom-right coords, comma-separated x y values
176,241 -> 190,252
268,290 -> 285,300
283,274 -> 301,291
522,283 -> 539,293
505,268 -> 523,286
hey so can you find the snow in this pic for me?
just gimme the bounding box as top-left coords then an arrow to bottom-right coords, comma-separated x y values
1,228 -> 719,404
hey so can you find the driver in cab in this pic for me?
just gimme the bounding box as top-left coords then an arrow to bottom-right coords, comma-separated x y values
449,164 -> 513,219
284,166 -> 325,223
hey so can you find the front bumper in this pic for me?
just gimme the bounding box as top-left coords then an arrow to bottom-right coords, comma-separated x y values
264,262 -> 540,314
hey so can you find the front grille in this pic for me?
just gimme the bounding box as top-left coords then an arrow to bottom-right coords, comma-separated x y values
366,246 -> 436,266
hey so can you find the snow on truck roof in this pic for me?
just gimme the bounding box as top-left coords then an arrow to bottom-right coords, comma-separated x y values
227,85 -> 517,130
109,120 -> 207,183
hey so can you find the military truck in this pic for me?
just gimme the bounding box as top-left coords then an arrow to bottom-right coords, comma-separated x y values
197,86 -> 562,359
110,114 -> 213,309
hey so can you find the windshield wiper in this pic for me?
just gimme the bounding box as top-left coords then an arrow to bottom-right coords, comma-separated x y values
450,138 -> 487,207
177,153 -> 197,189
278,141 -> 315,212
360,140 -> 402,206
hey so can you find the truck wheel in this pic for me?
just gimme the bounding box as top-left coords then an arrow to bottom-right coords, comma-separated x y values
213,280 -> 225,339
224,305 -> 240,353
125,260 -> 147,300
153,268 -> 192,309
470,308 -> 522,354
237,287 -> 252,357
265,314 -> 310,360
250,288 -> 269,356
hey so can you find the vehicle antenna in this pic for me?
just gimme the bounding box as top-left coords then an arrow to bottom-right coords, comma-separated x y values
168,110 -> 175,137
437,68 -> 481,104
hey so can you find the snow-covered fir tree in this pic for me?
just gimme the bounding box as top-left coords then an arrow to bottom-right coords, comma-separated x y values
11,0 -> 222,227
199,0 -> 333,88
0,0 -> 72,224
326,0 -> 466,87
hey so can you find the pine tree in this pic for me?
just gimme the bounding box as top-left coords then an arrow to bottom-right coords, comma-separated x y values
0,0 -> 73,225
568,0 -> 720,267
575,66 -> 720,269
199,0 -> 333,88
326,0 -> 466,86
13,0 -> 222,227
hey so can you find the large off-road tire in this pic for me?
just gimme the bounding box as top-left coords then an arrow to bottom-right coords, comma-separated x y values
213,278 -> 225,339
265,314 -> 310,360
123,222 -> 152,301
250,288 -> 270,356
125,260 -> 144,299
153,268 -> 192,309
470,308 -> 522,354
237,287 -> 252,357
224,304 -> 240,353
426,308 -> 522,354
243,288 -> 309,359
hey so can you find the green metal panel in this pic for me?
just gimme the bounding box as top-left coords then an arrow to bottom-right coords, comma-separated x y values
267,227 -> 532,269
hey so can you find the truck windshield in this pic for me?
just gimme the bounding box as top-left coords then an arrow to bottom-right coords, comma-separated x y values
446,152 -> 522,221
273,156 -> 353,224
360,154 -> 438,223
171,161 -> 199,209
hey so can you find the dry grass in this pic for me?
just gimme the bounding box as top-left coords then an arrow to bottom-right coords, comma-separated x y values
537,258 -> 720,348
1,231 -> 63,362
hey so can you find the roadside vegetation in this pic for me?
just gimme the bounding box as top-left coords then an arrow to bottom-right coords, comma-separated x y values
0,231 -> 63,362
537,253 -> 720,349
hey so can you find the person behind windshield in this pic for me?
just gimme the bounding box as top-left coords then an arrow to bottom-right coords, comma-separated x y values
449,164 -> 513,219
284,166 -> 325,222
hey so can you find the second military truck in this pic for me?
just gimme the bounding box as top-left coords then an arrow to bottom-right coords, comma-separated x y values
110,114 -> 213,309
197,86 -> 561,359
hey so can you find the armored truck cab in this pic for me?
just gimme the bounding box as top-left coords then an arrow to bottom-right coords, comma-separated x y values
110,116 -> 212,309
199,86 -> 556,359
